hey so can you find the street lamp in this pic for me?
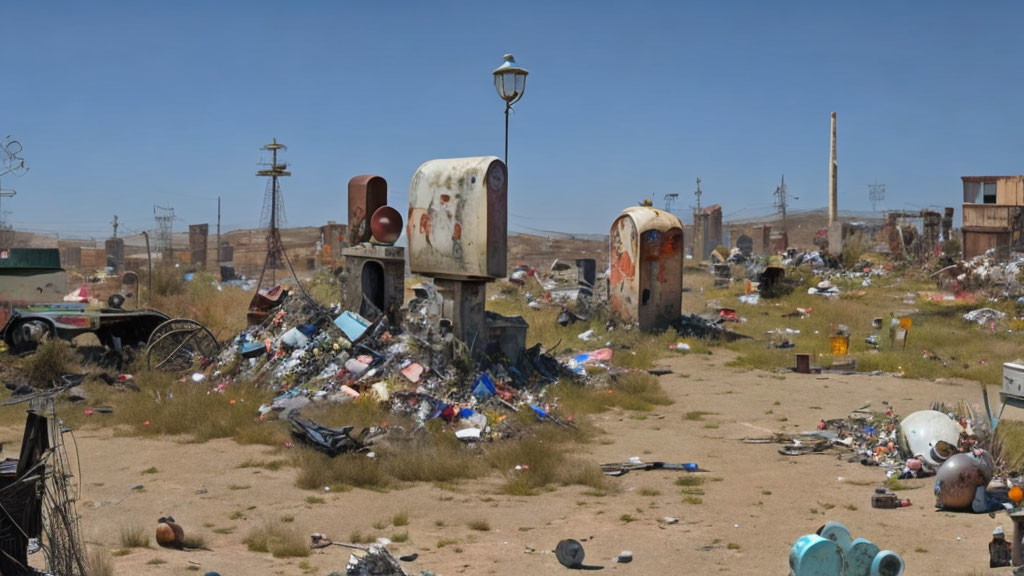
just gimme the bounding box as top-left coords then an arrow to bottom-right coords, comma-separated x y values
492,54 -> 528,166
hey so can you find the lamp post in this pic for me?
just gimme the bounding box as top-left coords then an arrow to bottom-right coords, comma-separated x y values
492,54 -> 528,166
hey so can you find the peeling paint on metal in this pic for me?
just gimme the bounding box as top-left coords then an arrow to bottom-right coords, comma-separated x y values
348,175 -> 388,246
609,207 -> 684,331
408,157 -> 507,280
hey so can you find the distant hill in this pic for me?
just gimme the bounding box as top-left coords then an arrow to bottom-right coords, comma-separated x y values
4,205 -> 884,274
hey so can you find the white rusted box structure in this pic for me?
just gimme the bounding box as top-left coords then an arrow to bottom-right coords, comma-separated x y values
408,157 -> 508,280
609,206 -> 684,331
1004,362 -> 1024,400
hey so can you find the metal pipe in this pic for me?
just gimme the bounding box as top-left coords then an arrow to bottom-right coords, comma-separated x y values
504,103 -> 510,167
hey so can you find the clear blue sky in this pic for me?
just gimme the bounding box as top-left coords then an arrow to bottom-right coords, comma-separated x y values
2,1 -> 1022,239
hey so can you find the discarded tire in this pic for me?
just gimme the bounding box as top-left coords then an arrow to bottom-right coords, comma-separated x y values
556,539 -> 585,569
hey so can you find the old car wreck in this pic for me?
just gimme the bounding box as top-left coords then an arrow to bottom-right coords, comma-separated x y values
1,296 -> 218,371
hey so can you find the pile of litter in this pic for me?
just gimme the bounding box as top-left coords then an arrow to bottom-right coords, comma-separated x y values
747,399 -> 1024,515
204,287 -> 617,452
753,401 -> 989,480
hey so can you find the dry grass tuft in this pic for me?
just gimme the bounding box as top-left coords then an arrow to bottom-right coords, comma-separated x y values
293,451 -> 391,491
237,458 -> 287,471
675,475 -> 706,487
119,522 -> 150,548
243,522 -> 309,558
182,533 -> 207,549
995,420 -> 1024,472
546,372 -> 672,417
349,529 -> 376,544
486,438 -> 606,495
23,339 -> 75,387
149,271 -> 250,340
467,519 -> 491,531
292,424 -> 490,491
436,538 -> 459,548
608,372 -> 673,411
684,411 -> 714,421
58,370 -> 282,445
86,546 -> 115,576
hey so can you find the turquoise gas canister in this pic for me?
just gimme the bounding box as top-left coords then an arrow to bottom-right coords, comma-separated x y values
790,534 -> 843,576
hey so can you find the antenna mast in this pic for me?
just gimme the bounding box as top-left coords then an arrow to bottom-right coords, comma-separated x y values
253,138 -> 310,299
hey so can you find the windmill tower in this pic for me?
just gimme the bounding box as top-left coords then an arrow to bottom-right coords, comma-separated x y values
257,138 -> 289,279
251,138 -> 313,306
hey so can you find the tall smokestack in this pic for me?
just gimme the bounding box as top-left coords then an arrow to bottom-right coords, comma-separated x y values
828,112 -> 837,227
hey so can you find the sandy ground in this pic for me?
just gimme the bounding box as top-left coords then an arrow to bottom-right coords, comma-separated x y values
11,350 -> 1018,575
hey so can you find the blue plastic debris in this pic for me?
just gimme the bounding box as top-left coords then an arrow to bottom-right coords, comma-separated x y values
334,311 -> 371,341
240,341 -> 266,359
472,374 -> 496,399
789,521 -> 904,576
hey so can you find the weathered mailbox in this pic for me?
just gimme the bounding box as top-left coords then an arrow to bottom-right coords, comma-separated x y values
347,175 -> 388,247
609,206 -> 684,331
407,156 -> 508,280
407,157 -> 520,356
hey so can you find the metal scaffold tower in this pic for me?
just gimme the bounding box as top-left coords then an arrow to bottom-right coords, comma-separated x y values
254,138 -> 305,293
153,205 -> 175,263
869,181 -> 886,212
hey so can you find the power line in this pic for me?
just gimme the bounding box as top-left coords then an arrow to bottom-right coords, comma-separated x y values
868,181 -> 886,212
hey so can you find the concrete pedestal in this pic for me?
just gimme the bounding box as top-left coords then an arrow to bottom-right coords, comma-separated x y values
1011,510 -> 1024,566
434,279 -> 487,350
341,244 -> 405,323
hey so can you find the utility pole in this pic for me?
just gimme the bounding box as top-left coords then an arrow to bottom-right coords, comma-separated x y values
142,231 -> 152,303
774,175 -> 788,232
112,215 -> 119,238
216,196 -> 221,266
694,178 -> 703,212
828,112 -> 838,227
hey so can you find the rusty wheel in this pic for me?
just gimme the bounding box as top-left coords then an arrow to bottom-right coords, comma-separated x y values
145,318 -> 219,372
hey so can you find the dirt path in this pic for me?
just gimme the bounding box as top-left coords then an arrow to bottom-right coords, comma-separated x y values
23,350 -> 1015,575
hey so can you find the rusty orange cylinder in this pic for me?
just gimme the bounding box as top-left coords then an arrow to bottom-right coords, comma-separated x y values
156,522 -> 184,548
